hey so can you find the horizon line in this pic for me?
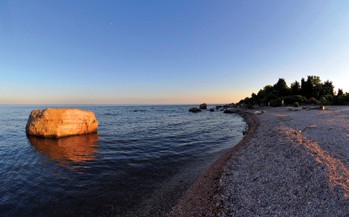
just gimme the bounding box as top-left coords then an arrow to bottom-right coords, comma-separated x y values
0,102 -> 235,106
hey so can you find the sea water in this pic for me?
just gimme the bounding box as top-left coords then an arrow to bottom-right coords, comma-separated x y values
0,105 -> 246,216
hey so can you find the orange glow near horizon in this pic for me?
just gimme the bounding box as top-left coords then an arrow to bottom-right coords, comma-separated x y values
0,91 -> 249,105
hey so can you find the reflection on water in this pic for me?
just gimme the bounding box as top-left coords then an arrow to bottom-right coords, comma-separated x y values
28,133 -> 99,167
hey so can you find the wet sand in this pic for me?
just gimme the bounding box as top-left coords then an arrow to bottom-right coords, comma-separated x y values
170,106 -> 349,216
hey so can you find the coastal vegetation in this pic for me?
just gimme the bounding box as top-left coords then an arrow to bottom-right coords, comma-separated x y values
239,75 -> 349,107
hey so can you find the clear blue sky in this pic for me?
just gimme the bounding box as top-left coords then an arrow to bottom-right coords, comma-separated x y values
1,0 -> 348,104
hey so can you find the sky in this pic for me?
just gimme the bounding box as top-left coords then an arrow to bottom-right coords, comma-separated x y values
1,0 -> 348,105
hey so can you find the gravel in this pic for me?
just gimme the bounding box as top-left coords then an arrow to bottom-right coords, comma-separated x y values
218,106 -> 349,216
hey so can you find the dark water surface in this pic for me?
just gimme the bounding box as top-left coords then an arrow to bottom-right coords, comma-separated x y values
0,105 -> 246,216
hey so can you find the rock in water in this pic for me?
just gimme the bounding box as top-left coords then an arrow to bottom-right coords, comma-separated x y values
189,107 -> 202,113
26,108 -> 98,138
199,103 -> 207,110
223,108 -> 239,114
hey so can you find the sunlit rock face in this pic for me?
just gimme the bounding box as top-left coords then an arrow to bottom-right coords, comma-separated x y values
26,108 -> 98,138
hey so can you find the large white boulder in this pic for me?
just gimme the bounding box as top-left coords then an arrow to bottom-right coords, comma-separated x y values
26,108 -> 98,138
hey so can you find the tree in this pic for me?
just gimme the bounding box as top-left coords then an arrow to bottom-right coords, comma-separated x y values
273,78 -> 289,96
291,81 -> 300,95
238,75 -> 342,106
300,78 -> 309,97
263,85 -> 278,103
321,80 -> 334,96
301,76 -> 322,99
308,76 -> 322,99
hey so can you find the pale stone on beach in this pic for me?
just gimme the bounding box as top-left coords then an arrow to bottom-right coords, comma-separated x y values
26,108 -> 98,138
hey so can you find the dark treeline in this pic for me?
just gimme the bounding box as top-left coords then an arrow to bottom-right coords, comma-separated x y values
239,75 -> 349,107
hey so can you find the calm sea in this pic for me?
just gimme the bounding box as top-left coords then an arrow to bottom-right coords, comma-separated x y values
0,105 -> 246,216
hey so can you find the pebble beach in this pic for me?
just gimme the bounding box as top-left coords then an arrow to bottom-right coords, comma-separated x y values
171,106 -> 349,216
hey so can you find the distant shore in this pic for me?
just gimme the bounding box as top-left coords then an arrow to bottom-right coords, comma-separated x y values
170,106 -> 349,216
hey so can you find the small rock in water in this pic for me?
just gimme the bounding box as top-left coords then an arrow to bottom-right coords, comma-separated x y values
199,103 -> 207,110
224,109 -> 239,114
189,107 -> 202,113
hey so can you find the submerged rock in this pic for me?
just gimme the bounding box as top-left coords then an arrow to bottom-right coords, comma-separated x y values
223,109 -> 239,114
26,108 -> 98,138
189,107 -> 202,113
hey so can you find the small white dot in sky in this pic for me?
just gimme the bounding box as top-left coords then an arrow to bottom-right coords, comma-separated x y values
109,22 -> 113,26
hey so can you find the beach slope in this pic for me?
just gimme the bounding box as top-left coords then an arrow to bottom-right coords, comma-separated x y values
171,107 -> 349,216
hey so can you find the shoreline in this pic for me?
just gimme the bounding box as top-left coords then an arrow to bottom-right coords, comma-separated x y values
170,106 -> 349,216
169,111 -> 259,216
125,112 -> 247,217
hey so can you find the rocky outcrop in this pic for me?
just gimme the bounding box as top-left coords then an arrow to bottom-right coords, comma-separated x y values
199,103 -> 207,110
26,108 -> 98,138
189,107 -> 202,113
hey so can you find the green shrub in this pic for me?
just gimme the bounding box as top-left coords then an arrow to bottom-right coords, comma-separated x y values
319,97 -> 329,105
270,98 -> 283,107
324,94 -> 334,104
294,102 -> 300,107
333,95 -> 349,105
283,95 -> 306,105
307,97 -> 319,105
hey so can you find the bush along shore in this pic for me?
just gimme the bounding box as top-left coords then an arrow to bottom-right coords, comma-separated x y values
239,75 -> 349,107
189,75 -> 349,114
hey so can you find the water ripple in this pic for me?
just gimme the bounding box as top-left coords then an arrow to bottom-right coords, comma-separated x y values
0,105 -> 246,216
